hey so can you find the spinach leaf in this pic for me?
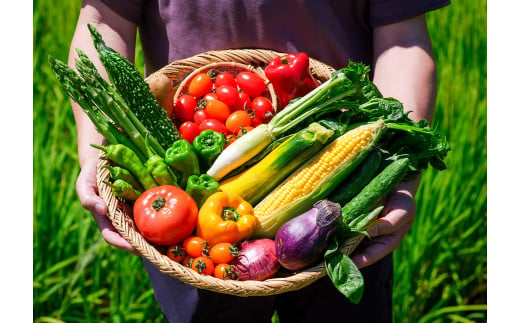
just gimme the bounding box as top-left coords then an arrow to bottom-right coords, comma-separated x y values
324,249 -> 364,304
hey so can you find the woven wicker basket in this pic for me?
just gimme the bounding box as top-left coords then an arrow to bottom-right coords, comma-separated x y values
97,49 -> 366,297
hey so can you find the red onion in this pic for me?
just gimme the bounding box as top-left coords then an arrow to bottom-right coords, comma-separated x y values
231,239 -> 280,281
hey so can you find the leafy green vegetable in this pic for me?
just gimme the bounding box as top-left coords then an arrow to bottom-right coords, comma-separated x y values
324,238 -> 365,304
344,97 -> 451,175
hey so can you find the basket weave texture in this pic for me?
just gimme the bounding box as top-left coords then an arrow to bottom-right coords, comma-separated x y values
97,49 -> 365,297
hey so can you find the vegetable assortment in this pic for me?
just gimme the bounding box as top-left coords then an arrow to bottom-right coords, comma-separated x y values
49,25 -> 451,302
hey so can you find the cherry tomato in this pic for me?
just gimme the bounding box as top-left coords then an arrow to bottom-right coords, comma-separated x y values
216,85 -> 240,109
226,126 -> 253,147
180,121 -> 201,144
199,118 -> 229,135
225,110 -> 252,134
193,109 -> 209,124
166,244 -> 185,263
236,91 -> 252,111
252,96 -> 275,122
237,126 -> 254,137
203,92 -> 218,101
215,72 -> 237,88
209,242 -> 239,265
133,185 -> 198,245
251,115 -> 263,127
191,256 -> 215,275
188,73 -> 213,98
183,236 -> 210,258
174,95 -> 197,125
213,264 -> 240,280
236,72 -> 267,97
182,255 -> 195,267
205,99 -> 231,122
225,134 -> 237,147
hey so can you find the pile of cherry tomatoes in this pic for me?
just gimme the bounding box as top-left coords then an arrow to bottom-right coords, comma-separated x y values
174,70 -> 275,145
167,236 -> 241,280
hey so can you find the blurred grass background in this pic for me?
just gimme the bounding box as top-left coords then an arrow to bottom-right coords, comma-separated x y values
33,0 -> 487,322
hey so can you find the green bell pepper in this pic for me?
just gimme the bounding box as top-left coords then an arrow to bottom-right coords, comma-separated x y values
193,130 -> 225,172
164,139 -> 201,188
185,174 -> 220,208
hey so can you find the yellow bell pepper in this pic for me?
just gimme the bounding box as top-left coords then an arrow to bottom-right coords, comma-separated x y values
196,192 -> 258,245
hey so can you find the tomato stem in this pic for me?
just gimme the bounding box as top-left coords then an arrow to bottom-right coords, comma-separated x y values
152,197 -> 167,211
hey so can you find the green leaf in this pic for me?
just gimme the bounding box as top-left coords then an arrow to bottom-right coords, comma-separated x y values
324,250 -> 364,304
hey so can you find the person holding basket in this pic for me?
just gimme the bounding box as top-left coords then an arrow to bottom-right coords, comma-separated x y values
69,0 -> 450,322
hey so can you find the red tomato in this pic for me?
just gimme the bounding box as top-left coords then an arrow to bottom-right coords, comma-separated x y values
182,255 -> 195,267
216,85 -> 240,109
213,264 -> 240,280
251,115 -> 263,127
180,121 -> 201,144
236,72 -> 267,97
173,95 -> 197,125
225,110 -> 252,134
191,256 -> 215,275
133,185 -> 198,245
188,73 -> 213,98
193,109 -> 209,124
203,93 -> 218,101
205,99 -> 231,122
215,72 -> 237,88
183,236 -> 209,258
236,91 -> 252,111
209,243 -> 239,265
199,118 -> 229,135
252,96 -> 275,122
166,244 -> 185,263
237,126 -> 254,137
225,134 -> 237,147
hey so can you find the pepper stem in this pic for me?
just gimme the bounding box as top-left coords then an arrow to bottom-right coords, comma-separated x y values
152,197 -> 167,211
221,207 -> 240,221
280,56 -> 289,65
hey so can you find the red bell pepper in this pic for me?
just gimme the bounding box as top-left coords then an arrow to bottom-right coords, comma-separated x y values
264,52 -> 319,109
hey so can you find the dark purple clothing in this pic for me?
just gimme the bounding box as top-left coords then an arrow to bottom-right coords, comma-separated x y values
143,254 -> 394,323
98,1 -> 450,322
101,0 -> 450,73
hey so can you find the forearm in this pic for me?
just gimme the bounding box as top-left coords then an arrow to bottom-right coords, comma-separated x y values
372,14 -> 437,124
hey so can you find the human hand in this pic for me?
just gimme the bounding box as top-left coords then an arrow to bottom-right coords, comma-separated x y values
350,179 -> 418,269
76,157 -> 138,255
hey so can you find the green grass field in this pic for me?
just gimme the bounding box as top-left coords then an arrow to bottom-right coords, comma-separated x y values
33,1 -> 487,322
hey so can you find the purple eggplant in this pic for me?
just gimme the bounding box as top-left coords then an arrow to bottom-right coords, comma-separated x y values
275,199 -> 342,271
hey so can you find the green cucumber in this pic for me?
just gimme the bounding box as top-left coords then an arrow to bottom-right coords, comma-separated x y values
341,157 -> 410,224
327,149 -> 382,206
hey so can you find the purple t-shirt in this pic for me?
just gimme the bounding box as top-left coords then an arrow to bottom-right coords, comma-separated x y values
100,0 -> 449,74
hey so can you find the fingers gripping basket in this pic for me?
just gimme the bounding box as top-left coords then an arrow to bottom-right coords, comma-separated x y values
96,49 -> 366,297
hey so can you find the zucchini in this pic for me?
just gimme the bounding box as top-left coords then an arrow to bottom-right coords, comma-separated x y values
327,149 -> 382,206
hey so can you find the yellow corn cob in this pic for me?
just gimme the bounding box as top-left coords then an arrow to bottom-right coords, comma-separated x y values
253,120 -> 386,238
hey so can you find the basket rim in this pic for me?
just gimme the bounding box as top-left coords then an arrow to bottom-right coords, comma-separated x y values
98,49 -> 363,297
